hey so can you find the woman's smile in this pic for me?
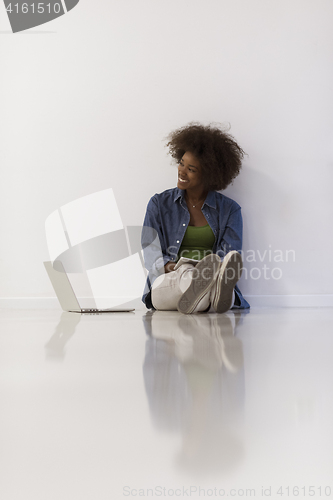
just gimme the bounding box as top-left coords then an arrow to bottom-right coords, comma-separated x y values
177,151 -> 202,191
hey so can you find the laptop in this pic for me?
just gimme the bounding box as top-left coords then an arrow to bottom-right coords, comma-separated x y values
44,261 -> 134,313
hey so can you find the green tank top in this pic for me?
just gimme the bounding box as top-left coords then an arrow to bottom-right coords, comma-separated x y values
178,224 -> 215,261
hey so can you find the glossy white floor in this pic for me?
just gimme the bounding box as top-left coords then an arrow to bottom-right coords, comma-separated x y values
1,306 -> 332,500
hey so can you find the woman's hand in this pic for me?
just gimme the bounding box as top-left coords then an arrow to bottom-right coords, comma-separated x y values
164,262 -> 176,273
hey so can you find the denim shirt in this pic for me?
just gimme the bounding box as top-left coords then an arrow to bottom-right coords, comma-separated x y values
142,187 -> 250,309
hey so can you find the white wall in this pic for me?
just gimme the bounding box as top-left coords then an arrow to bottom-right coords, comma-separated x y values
1,0 -> 333,306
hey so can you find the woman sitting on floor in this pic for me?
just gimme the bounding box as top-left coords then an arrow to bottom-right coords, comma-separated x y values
142,122 -> 250,314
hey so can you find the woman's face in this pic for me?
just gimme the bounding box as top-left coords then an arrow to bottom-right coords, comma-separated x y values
177,151 -> 202,191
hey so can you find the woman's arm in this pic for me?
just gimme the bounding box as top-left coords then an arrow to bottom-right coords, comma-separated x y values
216,207 -> 243,259
142,196 -> 172,276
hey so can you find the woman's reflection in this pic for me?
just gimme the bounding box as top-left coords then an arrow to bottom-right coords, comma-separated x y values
142,311 -> 248,475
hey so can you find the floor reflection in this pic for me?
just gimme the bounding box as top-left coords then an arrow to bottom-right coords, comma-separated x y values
142,311 -> 248,475
44,312 -> 81,361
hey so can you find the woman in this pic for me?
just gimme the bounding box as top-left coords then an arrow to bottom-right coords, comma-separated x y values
142,123 -> 250,314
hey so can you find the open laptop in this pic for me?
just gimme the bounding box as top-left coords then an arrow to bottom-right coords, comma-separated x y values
44,261 -> 134,313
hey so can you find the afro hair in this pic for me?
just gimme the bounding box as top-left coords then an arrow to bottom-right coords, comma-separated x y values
166,122 -> 245,191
